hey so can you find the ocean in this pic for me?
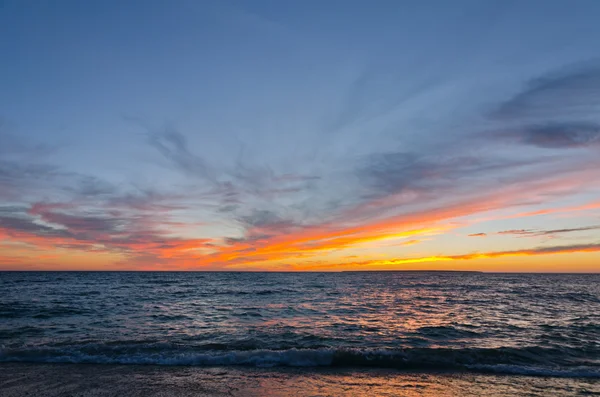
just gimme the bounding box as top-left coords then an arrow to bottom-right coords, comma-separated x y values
1,272 -> 599,396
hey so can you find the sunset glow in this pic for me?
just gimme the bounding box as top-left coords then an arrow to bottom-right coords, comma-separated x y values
1,1 -> 600,273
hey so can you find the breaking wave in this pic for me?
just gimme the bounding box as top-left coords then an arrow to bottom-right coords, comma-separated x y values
1,344 -> 598,378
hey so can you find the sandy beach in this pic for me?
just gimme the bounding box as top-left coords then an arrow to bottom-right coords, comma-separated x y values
1,363 -> 598,397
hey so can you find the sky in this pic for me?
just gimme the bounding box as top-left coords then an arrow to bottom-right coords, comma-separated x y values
1,0 -> 600,272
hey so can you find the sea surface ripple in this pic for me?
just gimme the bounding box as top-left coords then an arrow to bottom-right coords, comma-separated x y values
1,272 -> 598,377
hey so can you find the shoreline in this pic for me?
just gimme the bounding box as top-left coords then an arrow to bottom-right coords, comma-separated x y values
1,363 -> 598,397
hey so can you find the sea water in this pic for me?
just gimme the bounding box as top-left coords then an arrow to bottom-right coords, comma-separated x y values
1,272 -> 598,378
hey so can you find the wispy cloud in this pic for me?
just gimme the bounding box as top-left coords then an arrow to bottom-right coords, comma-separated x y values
493,63 -> 600,120
488,63 -> 600,152
468,233 -> 487,237
496,225 -> 600,238
148,127 -> 218,184
4,59 -> 600,270
293,242 -> 600,270
450,242 -> 600,260
495,122 -> 600,149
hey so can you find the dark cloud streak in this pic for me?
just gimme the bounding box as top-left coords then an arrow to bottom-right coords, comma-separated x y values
497,225 -> 600,238
148,127 -> 218,184
493,64 -> 600,120
495,122 -> 600,149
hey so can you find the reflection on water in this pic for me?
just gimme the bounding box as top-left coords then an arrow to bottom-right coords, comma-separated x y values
0,272 -> 599,377
1,363 -> 598,396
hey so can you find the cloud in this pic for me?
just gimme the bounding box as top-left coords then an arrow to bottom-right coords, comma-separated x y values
239,209 -> 288,229
198,175 -> 566,268
69,176 -> 117,197
5,57 -> 600,271
231,159 -> 318,199
0,130 -> 86,201
357,152 -> 428,196
0,160 -> 62,199
0,127 -> 53,156
1,204 -> 122,245
493,63 -> 600,120
327,61 -> 442,134
34,210 -> 122,236
0,131 -> 71,199
227,209 -> 301,245
147,126 -> 320,214
0,127 -> 220,266
356,149 -> 544,201
399,239 -> 422,246
0,200 -> 215,263
497,225 -> 600,238
0,211 -> 69,238
497,229 -> 534,236
106,188 -> 186,212
488,63 -> 600,151
148,127 -> 218,184
293,242 -> 600,270
496,122 -> 600,149
450,242 -> 600,260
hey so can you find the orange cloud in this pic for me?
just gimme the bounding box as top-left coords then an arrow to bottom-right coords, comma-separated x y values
399,239 -> 423,246
290,243 -> 600,271
1,164 -> 600,271
513,200 -> 600,218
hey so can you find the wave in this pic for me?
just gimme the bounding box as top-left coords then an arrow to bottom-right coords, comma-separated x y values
0,303 -> 89,319
0,345 -> 597,377
414,325 -> 483,339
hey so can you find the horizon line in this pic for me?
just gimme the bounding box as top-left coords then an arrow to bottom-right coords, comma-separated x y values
1,270 -> 598,274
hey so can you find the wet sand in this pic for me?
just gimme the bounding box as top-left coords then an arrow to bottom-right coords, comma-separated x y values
1,363 -> 598,397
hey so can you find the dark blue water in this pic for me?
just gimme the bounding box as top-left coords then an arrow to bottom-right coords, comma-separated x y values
1,272 -> 598,377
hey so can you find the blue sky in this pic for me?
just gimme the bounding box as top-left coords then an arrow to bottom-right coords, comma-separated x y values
1,0 -> 600,271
